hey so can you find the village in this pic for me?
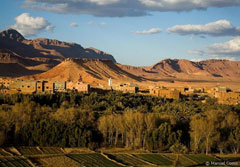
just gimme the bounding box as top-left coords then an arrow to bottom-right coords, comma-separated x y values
0,77 -> 240,105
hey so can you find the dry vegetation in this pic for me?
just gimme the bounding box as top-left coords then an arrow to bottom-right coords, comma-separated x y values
63,148 -> 94,154
38,155 -> 82,167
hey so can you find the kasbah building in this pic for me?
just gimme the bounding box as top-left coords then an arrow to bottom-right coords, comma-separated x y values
0,78 -> 90,94
149,85 -> 240,105
0,77 -> 240,105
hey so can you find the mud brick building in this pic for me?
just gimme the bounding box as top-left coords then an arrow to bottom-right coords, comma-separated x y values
9,80 -> 37,94
0,79 -> 14,88
67,81 -> 90,93
114,83 -> 138,93
150,87 -> 180,100
44,81 -> 54,93
215,92 -> 240,105
54,81 -> 66,92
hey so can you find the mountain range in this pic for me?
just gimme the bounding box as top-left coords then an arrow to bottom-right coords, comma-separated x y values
0,29 -> 115,77
1,29 -> 240,84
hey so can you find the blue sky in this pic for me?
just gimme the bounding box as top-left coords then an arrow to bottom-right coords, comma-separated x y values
1,0 -> 240,66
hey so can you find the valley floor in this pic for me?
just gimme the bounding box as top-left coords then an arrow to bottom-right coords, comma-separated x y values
139,81 -> 240,91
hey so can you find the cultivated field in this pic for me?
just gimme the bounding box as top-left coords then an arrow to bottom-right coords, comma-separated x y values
67,153 -> 123,167
0,147 -> 239,167
0,157 -> 33,167
133,154 -> 173,166
106,153 -> 149,166
185,154 -> 219,164
164,154 -> 196,166
35,155 -> 82,167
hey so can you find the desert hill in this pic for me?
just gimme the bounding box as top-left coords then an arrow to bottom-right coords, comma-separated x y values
24,58 -> 143,84
119,59 -> 240,82
150,59 -> 240,81
0,63 -> 41,77
0,48 -> 53,77
0,48 -> 46,66
24,58 -> 240,86
1,29 -> 240,84
0,29 -> 116,76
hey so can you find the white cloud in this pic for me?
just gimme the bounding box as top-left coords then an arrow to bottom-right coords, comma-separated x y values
99,22 -> 106,26
88,21 -> 95,25
11,13 -> 54,37
190,58 -> 205,62
70,22 -> 78,27
139,0 -> 240,10
167,20 -> 240,37
189,37 -> 240,60
189,36 -> 195,40
134,28 -> 162,35
87,21 -> 106,26
88,0 -> 121,5
22,0 -> 240,17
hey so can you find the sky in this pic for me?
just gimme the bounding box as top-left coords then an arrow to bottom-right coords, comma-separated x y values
1,0 -> 240,66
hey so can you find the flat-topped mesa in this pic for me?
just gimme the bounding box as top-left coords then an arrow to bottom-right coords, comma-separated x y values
200,59 -> 232,63
24,38 -> 81,48
64,58 -> 114,63
86,47 -> 106,55
85,47 -> 116,63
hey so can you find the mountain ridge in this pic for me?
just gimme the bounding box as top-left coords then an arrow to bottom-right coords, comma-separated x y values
118,58 -> 240,82
1,29 -> 240,84
0,29 -> 116,77
21,58 -> 240,86
23,58 -> 143,84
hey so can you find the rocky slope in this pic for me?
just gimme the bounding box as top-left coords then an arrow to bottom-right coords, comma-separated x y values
0,63 -> 41,77
0,29 -> 116,77
24,58 -> 240,86
24,58 -> 143,84
119,59 -> 240,82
